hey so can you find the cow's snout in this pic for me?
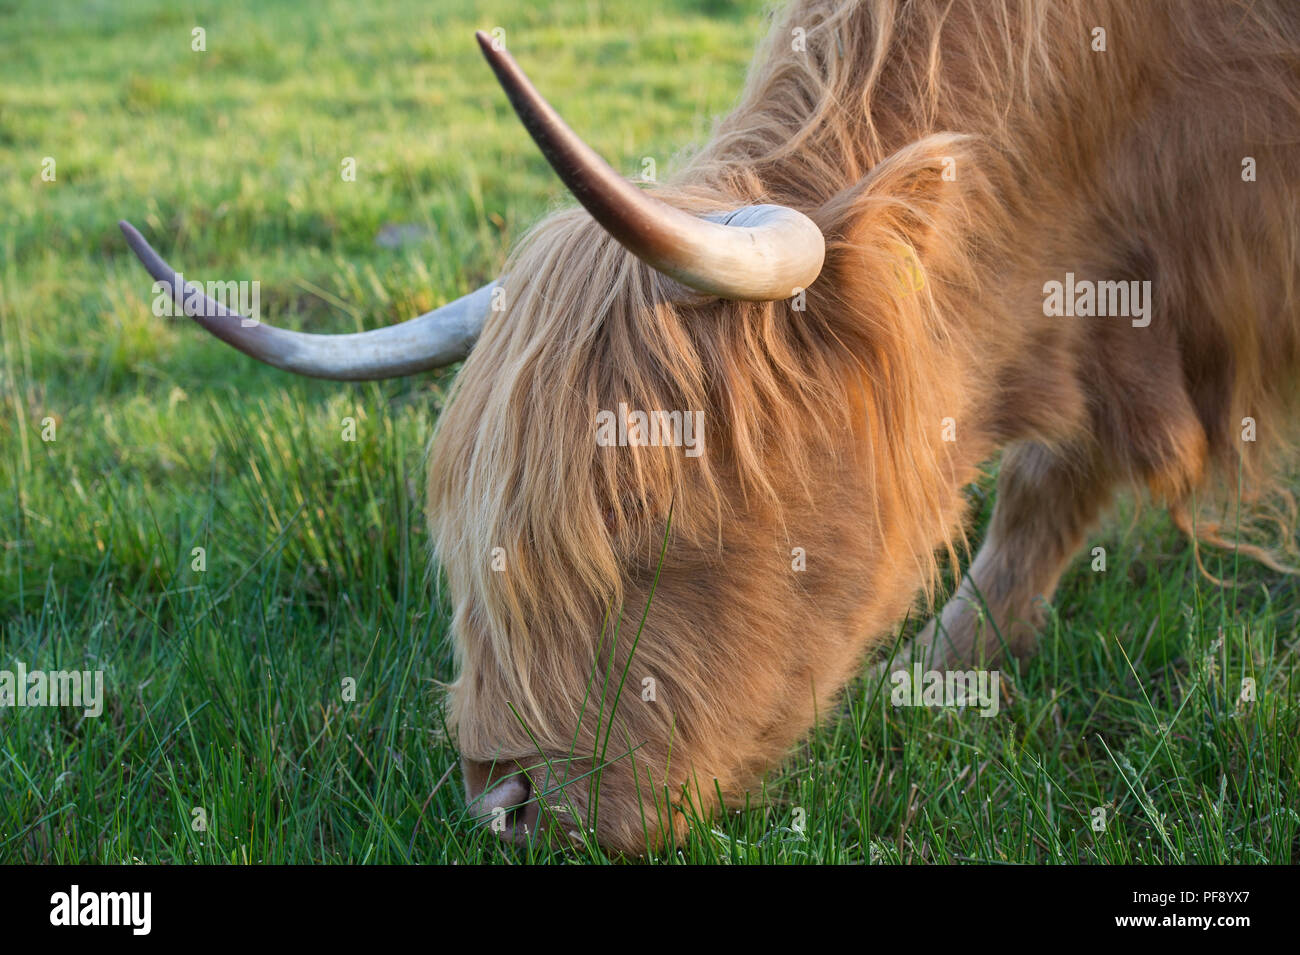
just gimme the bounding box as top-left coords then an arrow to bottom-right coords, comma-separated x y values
463,760 -> 539,843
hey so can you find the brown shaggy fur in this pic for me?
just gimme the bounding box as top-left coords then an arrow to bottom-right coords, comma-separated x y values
428,0 -> 1300,853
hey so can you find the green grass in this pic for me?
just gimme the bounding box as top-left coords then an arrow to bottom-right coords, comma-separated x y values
2,0 -> 1297,864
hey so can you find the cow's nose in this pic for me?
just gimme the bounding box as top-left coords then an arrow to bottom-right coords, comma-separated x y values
464,760 -> 540,843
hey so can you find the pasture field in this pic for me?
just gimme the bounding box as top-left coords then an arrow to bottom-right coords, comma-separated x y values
1,0 -> 1297,864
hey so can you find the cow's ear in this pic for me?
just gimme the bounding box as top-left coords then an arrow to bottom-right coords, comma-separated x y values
828,133 -> 979,276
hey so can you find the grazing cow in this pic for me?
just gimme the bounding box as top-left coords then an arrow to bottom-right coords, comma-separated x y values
122,0 -> 1300,854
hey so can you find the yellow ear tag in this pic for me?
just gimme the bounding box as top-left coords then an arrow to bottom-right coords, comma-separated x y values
889,243 -> 925,295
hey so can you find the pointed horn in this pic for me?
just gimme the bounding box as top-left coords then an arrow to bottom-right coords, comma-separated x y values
475,31 -> 824,302
118,221 -> 496,381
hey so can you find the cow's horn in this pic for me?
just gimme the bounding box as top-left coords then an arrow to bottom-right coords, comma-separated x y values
118,221 -> 496,380
475,31 -> 825,302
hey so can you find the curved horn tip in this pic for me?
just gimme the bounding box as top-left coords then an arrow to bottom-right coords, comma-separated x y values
473,31 -> 825,301
118,219 -> 153,258
474,29 -> 496,57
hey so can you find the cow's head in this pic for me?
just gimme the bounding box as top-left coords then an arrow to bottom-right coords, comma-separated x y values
123,32 -> 966,854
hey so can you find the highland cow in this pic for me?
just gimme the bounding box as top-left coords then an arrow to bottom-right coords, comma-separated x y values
122,0 -> 1300,854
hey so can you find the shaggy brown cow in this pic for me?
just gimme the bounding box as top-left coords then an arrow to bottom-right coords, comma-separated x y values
122,0 -> 1300,854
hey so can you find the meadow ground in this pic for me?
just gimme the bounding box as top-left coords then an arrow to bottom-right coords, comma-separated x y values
1,0 -> 1297,863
